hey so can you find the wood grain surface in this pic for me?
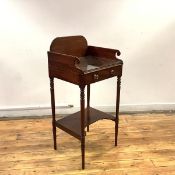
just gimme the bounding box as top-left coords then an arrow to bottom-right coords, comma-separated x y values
0,113 -> 175,174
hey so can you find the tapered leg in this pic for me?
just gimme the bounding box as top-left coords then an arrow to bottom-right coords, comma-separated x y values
115,76 -> 121,146
50,78 -> 57,150
80,85 -> 85,169
87,85 -> 90,132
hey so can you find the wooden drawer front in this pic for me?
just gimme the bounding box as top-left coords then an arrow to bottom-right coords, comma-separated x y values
84,66 -> 122,84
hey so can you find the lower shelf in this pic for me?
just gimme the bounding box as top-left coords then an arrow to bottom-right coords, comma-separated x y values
55,107 -> 115,140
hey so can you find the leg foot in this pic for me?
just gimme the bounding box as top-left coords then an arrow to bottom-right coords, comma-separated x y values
81,138 -> 85,169
80,85 -> 85,169
115,76 -> 121,146
87,85 -> 90,132
50,78 -> 57,150
80,85 -> 86,169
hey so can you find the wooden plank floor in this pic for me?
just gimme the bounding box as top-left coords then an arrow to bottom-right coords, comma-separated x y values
0,113 -> 175,175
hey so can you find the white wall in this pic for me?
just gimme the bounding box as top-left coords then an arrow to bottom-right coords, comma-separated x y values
0,0 -> 175,116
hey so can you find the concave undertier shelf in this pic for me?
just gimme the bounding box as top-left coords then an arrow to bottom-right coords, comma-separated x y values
56,107 -> 115,140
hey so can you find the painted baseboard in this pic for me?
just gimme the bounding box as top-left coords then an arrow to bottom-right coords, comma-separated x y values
0,103 -> 175,118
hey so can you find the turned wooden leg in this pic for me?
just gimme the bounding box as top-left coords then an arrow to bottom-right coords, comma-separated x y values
87,85 -> 90,132
115,76 -> 121,146
80,85 -> 85,169
50,78 -> 57,150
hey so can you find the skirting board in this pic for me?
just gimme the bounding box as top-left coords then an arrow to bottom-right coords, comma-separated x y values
0,103 -> 175,118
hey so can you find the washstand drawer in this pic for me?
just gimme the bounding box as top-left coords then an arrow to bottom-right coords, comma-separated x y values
84,66 -> 122,84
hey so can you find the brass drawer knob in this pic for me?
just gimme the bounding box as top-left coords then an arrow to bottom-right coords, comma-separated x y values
111,69 -> 115,74
94,74 -> 99,80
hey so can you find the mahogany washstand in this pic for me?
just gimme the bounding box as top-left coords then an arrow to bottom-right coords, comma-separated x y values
48,36 -> 123,169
